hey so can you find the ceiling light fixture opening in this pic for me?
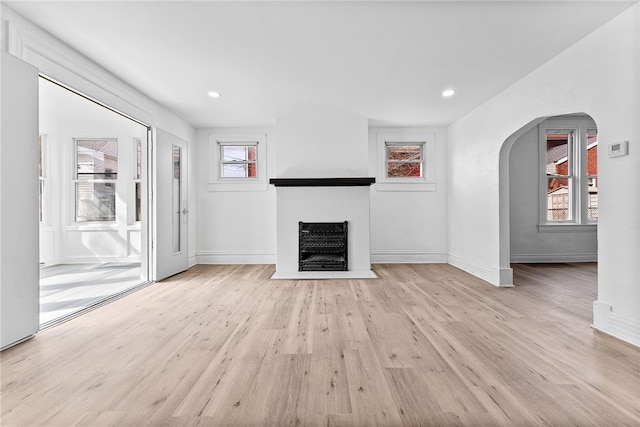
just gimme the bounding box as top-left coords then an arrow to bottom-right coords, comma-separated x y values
208,91 -> 221,98
442,89 -> 456,98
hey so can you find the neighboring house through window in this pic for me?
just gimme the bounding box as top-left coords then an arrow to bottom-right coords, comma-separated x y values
74,138 -> 118,222
539,116 -> 597,229
208,133 -> 267,191
220,143 -> 258,178
376,133 -> 436,191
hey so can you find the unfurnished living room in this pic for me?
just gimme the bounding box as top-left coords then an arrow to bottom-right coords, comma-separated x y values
1,1 -> 639,426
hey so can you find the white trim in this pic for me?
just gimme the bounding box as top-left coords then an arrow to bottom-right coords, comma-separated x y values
376,133 -> 436,192
593,301 -> 640,347
197,250 -> 276,264
208,133 -> 267,192
188,252 -> 198,268
448,253 -> 514,287
370,250 -> 448,263
537,224 -> 597,233
510,253 -> 597,263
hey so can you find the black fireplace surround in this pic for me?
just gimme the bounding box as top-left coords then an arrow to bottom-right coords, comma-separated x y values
299,221 -> 348,271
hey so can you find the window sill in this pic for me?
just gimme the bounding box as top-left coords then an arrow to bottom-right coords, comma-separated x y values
66,223 -> 119,231
537,224 -> 597,233
208,180 -> 268,192
375,182 -> 436,192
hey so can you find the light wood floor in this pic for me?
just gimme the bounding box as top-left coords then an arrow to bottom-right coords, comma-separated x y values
2,263 -> 639,426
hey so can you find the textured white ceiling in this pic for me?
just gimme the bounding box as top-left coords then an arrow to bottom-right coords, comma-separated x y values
6,1 -> 636,127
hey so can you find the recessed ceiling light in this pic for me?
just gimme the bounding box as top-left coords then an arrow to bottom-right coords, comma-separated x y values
442,89 -> 456,97
208,91 -> 221,98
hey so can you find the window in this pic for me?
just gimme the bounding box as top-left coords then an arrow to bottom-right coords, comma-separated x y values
74,138 -> 118,222
376,133 -> 436,191
386,143 -> 424,178
208,133 -> 267,192
539,119 -> 597,229
220,143 -> 257,178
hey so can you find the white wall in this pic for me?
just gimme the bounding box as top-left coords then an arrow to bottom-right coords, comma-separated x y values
509,118 -> 597,262
369,127 -> 448,263
195,127 -> 277,264
276,109 -> 369,178
194,119 -> 449,267
448,5 -> 639,345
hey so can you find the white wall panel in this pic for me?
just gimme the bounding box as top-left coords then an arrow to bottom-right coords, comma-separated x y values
1,52 -> 40,349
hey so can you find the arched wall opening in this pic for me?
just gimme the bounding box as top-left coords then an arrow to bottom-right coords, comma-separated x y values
499,112 -> 599,274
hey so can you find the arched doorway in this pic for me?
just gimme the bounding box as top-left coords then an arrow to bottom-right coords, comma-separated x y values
499,113 -> 599,275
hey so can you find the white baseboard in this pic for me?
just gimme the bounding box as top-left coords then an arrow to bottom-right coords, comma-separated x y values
593,301 -> 640,347
58,256 -> 141,264
370,250 -> 448,264
448,253 -> 513,287
511,253 -> 597,263
196,251 -> 276,265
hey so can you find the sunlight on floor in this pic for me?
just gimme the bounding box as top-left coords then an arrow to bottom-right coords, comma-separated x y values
39,263 -> 142,325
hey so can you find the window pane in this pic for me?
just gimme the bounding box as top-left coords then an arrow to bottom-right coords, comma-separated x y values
222,145 -> 256,162
223,163 -> 254,177
38,134 -> 44,177
75,182 -> 116,222
547,178 -> 569,221
135,182 -> 142,222
172,145 -> 181,253
76,139 -> 118,178
39,179 -> 44,222
588,191 -> 598,221
386,144 -> 423,177
587,132 -> 597,175
387,145 -> 421,161
546,132 -> 569,176
136,139 -> 142,180
387,162 -> 422,177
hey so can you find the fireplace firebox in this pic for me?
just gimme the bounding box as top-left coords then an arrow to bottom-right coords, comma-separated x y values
298,221 -> 348,271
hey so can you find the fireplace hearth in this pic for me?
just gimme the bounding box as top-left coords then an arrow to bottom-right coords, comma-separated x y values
299,221 -> 348,271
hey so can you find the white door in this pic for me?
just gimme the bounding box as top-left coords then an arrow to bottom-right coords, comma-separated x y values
153,129 -> 188,281
1,52 -> 40,348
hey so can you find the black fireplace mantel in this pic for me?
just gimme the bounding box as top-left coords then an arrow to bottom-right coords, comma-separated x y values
269,177 -> 375,187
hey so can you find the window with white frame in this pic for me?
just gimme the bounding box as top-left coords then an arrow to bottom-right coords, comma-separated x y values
208,133 -> 267,191
540,120 -> 597,229
386,142 -> 424,178
220,143 -> 258,178
376,133 -> 436,191
74,138 -> 118,222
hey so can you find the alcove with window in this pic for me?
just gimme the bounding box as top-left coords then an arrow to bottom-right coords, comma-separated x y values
509,114 -> 598,263
39,76 -> 149,325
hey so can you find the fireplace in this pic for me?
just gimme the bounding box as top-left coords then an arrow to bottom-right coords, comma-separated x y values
299,221 -> 348,271
270,177 -> 376,279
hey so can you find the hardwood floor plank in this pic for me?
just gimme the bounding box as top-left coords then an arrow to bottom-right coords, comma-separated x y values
343,349 -> 403,426
2,263 -> 639,426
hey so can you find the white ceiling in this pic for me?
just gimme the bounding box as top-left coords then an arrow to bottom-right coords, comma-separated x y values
5,1 -> 637,128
